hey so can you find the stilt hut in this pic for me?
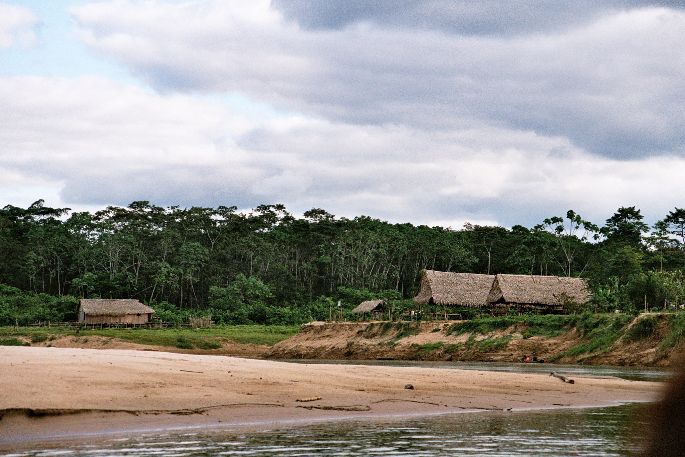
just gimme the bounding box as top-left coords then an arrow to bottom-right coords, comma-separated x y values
78,299 -> 155,325
413,270 -> 495,317
487,274 -> 589,313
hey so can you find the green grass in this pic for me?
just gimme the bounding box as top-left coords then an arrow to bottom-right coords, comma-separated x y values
446,314 -> 576,338
443,343 -> 462,353
447,317 -> 515,335
477,335 -> 513,351
517,314 -> 577,337
0,337 -> 28,346
413,342 -> 444,352
0,324 -> 299,349
559,313 -> 632,358
394,322 -> 420,340
662,313 -> 685,349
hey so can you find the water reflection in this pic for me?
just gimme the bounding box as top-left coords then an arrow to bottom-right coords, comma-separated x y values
11,404 -> 648,456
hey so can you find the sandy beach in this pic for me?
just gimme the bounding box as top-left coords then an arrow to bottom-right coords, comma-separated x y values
0,346 -> 663,447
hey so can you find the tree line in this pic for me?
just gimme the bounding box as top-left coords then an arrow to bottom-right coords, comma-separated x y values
2,200 -> 685,324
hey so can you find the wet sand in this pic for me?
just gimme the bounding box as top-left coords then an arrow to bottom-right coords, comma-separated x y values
0,346 -> 663,448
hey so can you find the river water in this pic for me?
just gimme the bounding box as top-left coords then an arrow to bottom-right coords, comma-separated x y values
4,364 -> 665,457
5,405 -> 650,456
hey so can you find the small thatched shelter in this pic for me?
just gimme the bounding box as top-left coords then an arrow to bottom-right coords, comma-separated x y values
352,299 -> 387,319
352,299 -> 386,314
487,274 -> 589,312
413,270 -> 495,307
78,299 -> 154,325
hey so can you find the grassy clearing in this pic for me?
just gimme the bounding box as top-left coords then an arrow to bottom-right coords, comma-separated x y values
0,324 -> 299,349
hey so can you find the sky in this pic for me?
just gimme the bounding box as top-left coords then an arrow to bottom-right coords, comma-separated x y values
1,0 -> 684,228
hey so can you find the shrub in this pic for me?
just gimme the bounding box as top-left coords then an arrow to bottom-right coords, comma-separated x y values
30,334 -> 48,343
662,313 -> 685,349
477,336 -> 512,351
625,316 -> 658,341
195,339 -> 222,350
175,336 -> 193,349
0,338 -> 28,346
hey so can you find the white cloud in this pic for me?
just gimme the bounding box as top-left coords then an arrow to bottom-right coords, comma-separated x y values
0,3 -> 38,48
1,75 -> 684,227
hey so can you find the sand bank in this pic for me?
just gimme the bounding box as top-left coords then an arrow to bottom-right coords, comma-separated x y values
0,346 -> 662,447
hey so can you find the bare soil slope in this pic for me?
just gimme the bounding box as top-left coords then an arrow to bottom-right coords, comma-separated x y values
268,316 -> 684,367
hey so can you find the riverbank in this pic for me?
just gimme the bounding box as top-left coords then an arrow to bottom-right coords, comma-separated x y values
0,346 -> 661,448
0,324 -> 299,358
268,314 -> 685,366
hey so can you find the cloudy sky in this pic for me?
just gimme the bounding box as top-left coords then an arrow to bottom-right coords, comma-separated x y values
1,1 -> 684,228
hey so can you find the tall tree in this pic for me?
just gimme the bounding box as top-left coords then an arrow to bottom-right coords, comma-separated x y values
603,206 -> 648,247
664,208 -> 685,247
541,210 -> 600,276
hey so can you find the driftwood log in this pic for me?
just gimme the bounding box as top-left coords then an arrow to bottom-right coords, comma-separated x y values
550,372 -> 575,384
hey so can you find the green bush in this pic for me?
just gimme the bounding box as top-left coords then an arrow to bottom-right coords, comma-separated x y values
0,337 -> 28,346
625,316 -> 658,341
30,333 -> 48,343
175,336 -> 194,349
477,335 -> 512,351
0,285 -> 79,325
195,339 -> 222,350
662,313 -> 685,349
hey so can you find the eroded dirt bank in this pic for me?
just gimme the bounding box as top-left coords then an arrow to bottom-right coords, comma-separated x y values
267,315 -> 685,367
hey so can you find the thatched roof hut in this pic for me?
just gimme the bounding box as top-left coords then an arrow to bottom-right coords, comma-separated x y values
352,299 -> 386,314
487,274 -> 589,309
413,270 -> 495,307
78,299 -> 154,325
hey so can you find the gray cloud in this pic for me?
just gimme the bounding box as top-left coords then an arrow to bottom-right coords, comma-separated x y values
71,2 -> 685,159
273,0 -> 683,35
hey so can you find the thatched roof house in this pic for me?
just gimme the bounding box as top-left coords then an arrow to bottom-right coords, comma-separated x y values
78,299 -> 154,325
487,274 -> 589,310
413,270 -> 495,307
352,299 -> 386,314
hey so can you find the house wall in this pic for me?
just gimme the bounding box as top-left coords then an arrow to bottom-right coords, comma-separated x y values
82,313 -> 151,325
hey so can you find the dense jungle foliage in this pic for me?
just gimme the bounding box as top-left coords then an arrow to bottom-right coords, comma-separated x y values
2,200 -> 685,324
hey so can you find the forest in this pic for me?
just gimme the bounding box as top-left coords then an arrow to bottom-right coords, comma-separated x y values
1,200 -> 685,325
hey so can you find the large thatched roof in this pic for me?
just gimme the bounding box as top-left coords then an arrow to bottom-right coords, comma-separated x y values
488,274 -> 589,306
79,299 -> 154,316
351,299 -> 385,314
413,270 -> 495,307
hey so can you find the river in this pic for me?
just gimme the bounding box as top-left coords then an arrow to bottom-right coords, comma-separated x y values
5,404 -> 651,456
